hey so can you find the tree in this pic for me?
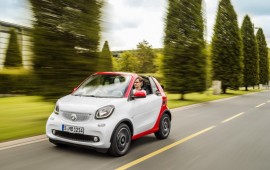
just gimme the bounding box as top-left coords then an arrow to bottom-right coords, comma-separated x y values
4,29 -> 22,68
205,44 -> 212,89
136,40 -> 157,73
113,40 -> 158,73
154,50 -> 164,75
162,0 -> 206,100
30,0 -> 103,97
241,15 -> 259,90
116,51 -> 139,72
99,41 -> 113,71
211,0 -> 242,93
256,28 -> 269,85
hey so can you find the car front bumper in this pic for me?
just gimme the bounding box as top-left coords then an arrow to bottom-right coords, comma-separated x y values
46,113 -> 116,149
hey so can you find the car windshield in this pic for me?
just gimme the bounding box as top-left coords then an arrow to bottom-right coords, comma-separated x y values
73,74 -> 131,98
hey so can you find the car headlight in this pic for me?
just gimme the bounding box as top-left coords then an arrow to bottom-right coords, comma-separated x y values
54,104 -> 60,115
95,105 -> 115,119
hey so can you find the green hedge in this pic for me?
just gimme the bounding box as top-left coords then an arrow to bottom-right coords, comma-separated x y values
0,73 -> 38,95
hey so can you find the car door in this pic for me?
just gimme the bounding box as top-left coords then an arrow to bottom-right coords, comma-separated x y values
131,77 -> 162,135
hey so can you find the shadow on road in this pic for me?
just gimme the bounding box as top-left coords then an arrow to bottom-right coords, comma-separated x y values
47,135 -> 171,158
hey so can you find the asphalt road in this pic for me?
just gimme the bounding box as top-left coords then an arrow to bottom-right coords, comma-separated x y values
1,90 -> 270,170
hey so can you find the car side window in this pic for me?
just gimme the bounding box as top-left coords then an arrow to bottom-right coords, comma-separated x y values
142,77 -> 153,95
149,77 -> 159,95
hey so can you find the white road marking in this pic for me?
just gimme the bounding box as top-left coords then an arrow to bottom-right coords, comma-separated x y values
222,112 -> 245,123
256,103 -> 266,108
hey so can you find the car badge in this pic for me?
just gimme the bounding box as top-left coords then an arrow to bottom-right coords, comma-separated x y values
71,114 -> 77,121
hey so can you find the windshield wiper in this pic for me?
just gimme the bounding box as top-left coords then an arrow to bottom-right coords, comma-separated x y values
84,95 -> 97,97
73,94 -> 81,96
97,96 -> 122,98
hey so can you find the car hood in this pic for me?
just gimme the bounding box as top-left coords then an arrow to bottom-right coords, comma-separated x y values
58,94 -> 127,114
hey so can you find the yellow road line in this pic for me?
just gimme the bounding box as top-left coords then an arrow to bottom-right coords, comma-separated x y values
222,112 -> 245,123
115,126 -> 216,170
267,100 -> 270,103
256,103 -> 266,108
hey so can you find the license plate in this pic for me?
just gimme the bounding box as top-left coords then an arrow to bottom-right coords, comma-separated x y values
62,124 -> 84,134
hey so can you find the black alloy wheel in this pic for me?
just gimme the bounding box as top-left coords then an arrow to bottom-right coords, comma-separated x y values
109,123 -> 131,156
155,113 -> 171,139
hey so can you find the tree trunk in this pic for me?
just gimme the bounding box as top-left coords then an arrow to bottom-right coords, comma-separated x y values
245,86 -> 248,91
180,93 -> 185,100
222,86 -> 226,94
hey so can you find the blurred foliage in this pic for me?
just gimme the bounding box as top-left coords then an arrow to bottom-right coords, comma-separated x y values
256,28 -> 269,85
113,40 -> 158,73
99,41 -> 113,72
211,0 -> 242,93
30,0 -> 103,98
0,69 -> 37,95
269,48 -> 270,76
163,0 -> 207,100
136,40 -> 157,73
113,51 -> 139,72
154,51 -> 164,77
205,44 -> 212,89
241,15 -> 259,90
4,29 -> 22,68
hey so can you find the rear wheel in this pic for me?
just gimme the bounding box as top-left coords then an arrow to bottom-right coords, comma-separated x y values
109,124 -> 131,156
155,113 -> 171,139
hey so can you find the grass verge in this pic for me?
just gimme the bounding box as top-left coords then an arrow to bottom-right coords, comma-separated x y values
0,88 -> 263,142
0,96 -> 54,142
167,88 -> 262,108
0,68 -> 32,75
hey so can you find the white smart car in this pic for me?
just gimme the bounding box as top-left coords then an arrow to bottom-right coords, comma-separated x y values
46,72 -> 171,156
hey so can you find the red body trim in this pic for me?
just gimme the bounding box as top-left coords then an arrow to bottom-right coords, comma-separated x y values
95,72 -> 135,76
132,105 -> 168,140
132,77 -> 169,140
124,75 -> 136,98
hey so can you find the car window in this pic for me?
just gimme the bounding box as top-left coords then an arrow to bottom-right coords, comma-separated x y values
73,74 -> 131,98
141,77 -> 153,95
149,77 -> 159,94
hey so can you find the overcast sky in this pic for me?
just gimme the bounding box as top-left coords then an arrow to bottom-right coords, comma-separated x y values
0,0 -> 269,51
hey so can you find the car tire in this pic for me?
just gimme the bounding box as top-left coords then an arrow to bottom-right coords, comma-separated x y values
109,123 -> 131,157
154,113 -> 171,139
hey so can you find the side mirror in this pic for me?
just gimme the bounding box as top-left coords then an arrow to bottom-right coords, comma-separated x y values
155,90 -> 161,96
133,91 -> 146,98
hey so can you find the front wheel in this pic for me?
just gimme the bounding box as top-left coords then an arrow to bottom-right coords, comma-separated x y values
109,124 -> 131,156
155,113 -> 171,139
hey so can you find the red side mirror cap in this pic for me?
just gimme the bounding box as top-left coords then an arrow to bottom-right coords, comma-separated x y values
133,91 -> 146,98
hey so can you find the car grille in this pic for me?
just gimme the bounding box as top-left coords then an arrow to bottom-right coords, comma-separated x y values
61,111 -> 92,122
54,130 -> 98,142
